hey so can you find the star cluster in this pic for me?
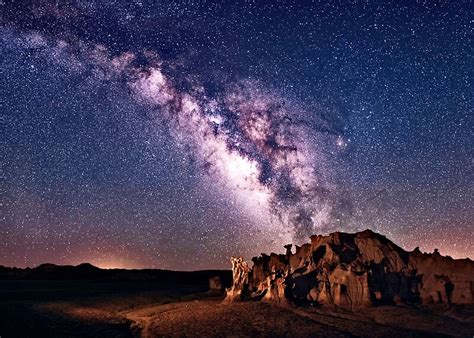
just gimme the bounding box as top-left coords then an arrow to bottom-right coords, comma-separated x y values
2,1 -> 472,270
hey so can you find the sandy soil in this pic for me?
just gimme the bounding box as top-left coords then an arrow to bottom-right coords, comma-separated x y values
1,281 -> 473,337
124,299 -> 350,337
121,298 -> 474,337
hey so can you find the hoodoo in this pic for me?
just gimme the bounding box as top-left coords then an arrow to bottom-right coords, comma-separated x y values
226,229 -> 474,308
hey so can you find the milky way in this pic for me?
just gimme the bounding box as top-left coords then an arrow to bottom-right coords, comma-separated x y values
10,33 -> 339,242
130,63 -> 338,242
2,1 -> 472,269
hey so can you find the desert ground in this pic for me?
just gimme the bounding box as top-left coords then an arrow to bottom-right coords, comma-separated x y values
0,279 -> 473,338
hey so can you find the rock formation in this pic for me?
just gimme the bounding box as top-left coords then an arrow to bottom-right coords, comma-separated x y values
209,276 -> 223,291
225,257 -> 251,302
226,229 -> 474,308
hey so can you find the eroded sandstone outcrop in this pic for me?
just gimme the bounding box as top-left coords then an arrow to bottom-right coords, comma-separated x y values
225,257 -> 251,302
226,230 -> 474,308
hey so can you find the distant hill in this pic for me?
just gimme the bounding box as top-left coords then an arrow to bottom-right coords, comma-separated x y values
0,263 -> 232,286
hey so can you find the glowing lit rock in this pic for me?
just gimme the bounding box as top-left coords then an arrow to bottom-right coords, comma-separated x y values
226,229 -> 474,308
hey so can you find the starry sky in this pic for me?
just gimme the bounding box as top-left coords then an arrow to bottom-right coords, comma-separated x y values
2,0 -> 473,270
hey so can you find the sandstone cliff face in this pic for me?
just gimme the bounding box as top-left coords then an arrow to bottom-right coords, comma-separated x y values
225,230 -> 474,308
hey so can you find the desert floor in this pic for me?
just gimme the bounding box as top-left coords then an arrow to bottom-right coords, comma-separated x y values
0,280 -> 473,337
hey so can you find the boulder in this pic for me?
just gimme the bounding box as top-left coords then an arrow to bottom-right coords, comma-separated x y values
209,276 -> 223,291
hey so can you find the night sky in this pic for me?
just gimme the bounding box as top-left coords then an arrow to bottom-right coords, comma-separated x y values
2,0 -> 473,270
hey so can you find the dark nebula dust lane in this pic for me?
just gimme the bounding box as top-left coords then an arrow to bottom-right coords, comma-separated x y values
2,1 -> 473,270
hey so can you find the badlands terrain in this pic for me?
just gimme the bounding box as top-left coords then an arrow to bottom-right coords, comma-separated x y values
0,230 -> 473,337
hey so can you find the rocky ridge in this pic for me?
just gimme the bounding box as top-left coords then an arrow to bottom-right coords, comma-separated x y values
226,229 -> 473,308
